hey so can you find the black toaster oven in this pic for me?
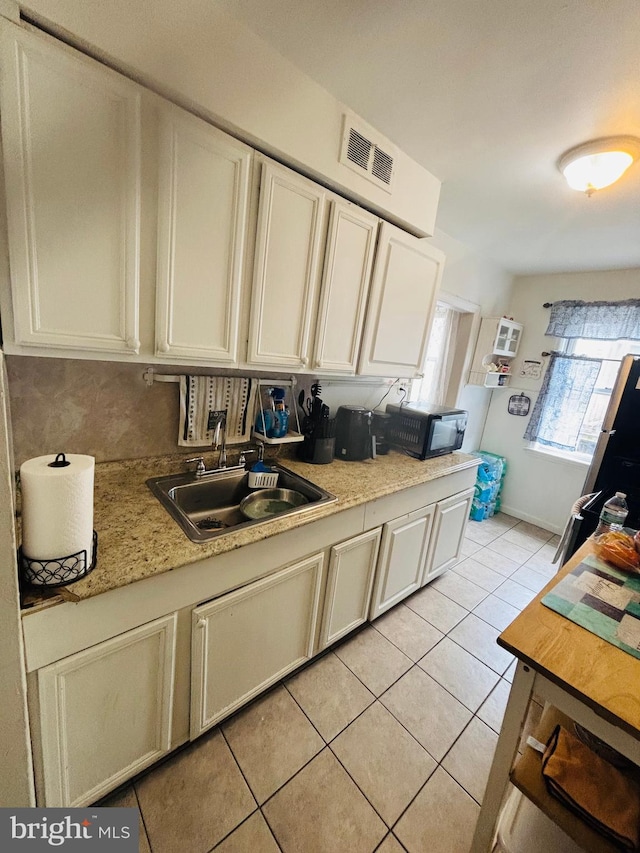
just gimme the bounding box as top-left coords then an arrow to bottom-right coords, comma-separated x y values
385,402 -> 468,459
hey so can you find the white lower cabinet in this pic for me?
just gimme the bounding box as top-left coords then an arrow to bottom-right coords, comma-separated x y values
424,488 -> 474,584
319,527 -> 382,650
369,505 -> 435,620
25,473 -> 479,806
190,553 -> 324,738
35,614 -> 177,807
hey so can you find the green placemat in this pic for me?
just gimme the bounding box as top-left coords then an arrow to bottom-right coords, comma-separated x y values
542,554 -> 640,660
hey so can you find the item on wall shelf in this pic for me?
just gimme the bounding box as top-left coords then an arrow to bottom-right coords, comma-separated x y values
254,386 -> 290,439
251,379 -> 304,444
468,317 -> 523,387
469,451 -> 507,521
520,359 -> 544,380
178,376 -> 256,447
19,452 -> 97,586
508,394 -> 531,416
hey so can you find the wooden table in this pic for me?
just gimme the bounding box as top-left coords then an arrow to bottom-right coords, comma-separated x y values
471,540 -> 640,852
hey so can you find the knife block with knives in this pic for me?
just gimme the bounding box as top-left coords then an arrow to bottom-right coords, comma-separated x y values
297,383 -> 336,464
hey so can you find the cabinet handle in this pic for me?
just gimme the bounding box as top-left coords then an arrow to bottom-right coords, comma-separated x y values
197,618 -> 207,628
158,341 -> 170,354
127,337 -> 140,353
301,356 -> 309,366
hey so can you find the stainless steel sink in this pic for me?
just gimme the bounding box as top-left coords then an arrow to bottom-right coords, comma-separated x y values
147,464 -> 337,542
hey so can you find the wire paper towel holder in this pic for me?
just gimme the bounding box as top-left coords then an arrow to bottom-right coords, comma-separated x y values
19,530 -> 98,588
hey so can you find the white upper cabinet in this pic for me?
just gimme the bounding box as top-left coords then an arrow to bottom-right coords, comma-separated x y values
155,104 -> 252,362
358,221 -> 445,377
493,317 -> 523,357
247,159 -> 327,369
312,201 -> 379,373
0,20 -> 142,354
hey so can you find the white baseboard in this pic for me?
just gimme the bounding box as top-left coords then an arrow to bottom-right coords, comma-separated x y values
499,504 -> 563,536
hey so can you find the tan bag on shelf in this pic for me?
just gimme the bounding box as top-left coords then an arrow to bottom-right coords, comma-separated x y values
542,724 -> 640,851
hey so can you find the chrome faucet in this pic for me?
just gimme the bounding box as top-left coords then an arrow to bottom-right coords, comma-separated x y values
185,410 -> 252,477
209,410 -> 228,469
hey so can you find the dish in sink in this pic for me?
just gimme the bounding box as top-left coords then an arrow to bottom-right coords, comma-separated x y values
147,464 -> 336,542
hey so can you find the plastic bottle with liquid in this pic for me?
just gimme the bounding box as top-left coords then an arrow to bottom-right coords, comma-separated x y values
271,389 -> 289,438
594,492 -> 629,536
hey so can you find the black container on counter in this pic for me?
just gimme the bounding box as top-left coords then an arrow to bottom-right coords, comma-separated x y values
372,411 -> 392,456
334,406 -> 375,461
298,435 -> 335,464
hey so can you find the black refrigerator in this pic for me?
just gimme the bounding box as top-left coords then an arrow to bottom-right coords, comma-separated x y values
567,354 -> 640,558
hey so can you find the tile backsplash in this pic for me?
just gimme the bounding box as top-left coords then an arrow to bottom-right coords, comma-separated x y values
7,356 -> 185,466
7,355 -> 394,467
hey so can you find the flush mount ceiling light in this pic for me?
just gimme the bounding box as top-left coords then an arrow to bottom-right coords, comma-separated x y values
558,136 -> 640,196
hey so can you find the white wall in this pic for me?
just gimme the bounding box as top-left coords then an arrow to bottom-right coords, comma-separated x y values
20,0 -> 440,236
430,230 -> 514,452
480,268 -> 640,533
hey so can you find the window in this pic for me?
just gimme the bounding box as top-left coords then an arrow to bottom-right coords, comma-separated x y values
411,303 -> 458,404
410,295 -> 479,407
528,338 -> 640,463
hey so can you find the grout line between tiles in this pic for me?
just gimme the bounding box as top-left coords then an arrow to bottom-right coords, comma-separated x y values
206,806 -> 262,852
369,616 -> 444,664
257,806 -> 284,852
219,726 -> 261,810
430,577 -> 492,610
332,638 -> 414,700
445,631 -> 513,677
283,663 -> 380,754
414,641 -> 499,715
132,784 -> 153,853
326,738 -> 404,830
436,713 -> 496,808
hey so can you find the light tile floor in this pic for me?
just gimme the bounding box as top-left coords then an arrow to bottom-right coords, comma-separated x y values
102,513 -> 560,853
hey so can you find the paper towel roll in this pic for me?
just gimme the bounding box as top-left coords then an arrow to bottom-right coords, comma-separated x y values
20,453 -> 95,560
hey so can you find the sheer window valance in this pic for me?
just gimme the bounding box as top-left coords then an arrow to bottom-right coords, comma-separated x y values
523,352 -> 601,451
546,299 -> 640,341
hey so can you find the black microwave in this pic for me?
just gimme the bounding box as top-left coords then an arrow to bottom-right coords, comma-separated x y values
385,402 -> 468,460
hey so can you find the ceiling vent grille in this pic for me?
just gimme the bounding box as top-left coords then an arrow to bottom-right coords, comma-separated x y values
372,146 -> 393,185
340,117 -> 395,193
347,128 -> 372,171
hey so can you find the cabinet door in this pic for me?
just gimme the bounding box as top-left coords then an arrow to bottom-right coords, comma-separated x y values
155,104 -> 252,362
423,488 -> 474,584
36,614 -> 177,807
312,201 -> 378,373
0,20 -> 141,354
369,505 -> 435,620
493,318 -> 523,357
247,160 -> 326,369
358,221 -> 444,377
319,527 -> 382,650
190,554 -> 324,738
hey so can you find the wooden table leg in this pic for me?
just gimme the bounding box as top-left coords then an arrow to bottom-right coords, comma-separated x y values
471,661 -> 535,852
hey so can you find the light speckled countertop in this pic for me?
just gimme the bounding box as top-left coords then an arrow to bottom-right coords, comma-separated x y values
23,449 -> 479,606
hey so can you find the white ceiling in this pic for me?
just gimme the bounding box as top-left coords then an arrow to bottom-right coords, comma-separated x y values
218,0 -> 640,275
